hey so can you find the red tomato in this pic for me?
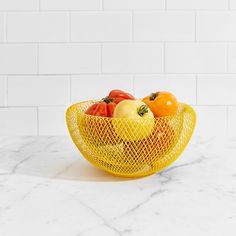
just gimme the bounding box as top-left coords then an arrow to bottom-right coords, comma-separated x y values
108,89 -> 135,104
85,98 -> 116,118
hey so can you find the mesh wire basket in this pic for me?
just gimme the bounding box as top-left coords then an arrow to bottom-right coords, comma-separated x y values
66,101 -> 196,178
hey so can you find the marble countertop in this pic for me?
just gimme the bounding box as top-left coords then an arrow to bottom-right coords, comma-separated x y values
0,136 -> 235,236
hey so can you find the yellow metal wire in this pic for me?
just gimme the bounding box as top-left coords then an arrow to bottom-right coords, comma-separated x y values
66,101 -> 196,178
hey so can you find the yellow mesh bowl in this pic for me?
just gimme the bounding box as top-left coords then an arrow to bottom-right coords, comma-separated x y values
66,101 -> 196,178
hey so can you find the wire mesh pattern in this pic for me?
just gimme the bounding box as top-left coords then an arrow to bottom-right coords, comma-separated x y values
66,101 -> 196,177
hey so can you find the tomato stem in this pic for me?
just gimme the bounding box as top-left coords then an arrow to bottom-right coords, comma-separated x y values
137,105 -> 149,117
150,92 -> 159,101
102,97 -> 114,103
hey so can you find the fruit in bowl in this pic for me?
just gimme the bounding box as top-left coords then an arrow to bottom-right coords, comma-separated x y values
112,99 -> 155,141
122,118 -> 182,165
143,91 -> 178,117
80,90 -> 135,146
66,89 -> 196,177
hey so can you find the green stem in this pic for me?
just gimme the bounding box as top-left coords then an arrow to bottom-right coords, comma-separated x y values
102,97 -> 114,103
150,92 -> 159,101
137,105 -> 149,117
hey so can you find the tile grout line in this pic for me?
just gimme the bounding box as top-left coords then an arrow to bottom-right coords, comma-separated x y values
195,11 -> 197,42
4,13 -> 8,107
163,43 -> 166,73
69,75 -> 72,103
36,106 -> 39,136
131,10 -> 134,41
4,72 -> 236,76
226,43 -> 229,73
195,74 -> 198,105
4,13 -> 7,42
5,76 -> 8,107
0,41 -> 236,44
132,75 -> 135,96
226,105 -> 229,136
68,11 -> 72,42
2,9 -> 236,13
37,44 -> 39,74
100,44 -> 103,74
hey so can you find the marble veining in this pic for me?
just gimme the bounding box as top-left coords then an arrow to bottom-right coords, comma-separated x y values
0,135 -> 235,236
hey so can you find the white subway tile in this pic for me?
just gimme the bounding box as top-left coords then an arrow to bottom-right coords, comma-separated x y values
38,107 -> 67,135
39,44 -> 100,74
228,106 -> 236,136
0,14 -> 4,42
104,0 -> 165,10
102,43 -> 163,73
134,75 -> 196,104
197,75 -> 236,105
41,0 -> 102,10
167,0 -> 228,10
0,76 -> 6,106
197,12 -> 236,41
230,0 -> 236,9
0,108 -> 37,135
8,76 -> 70,106
0,0 -> 38,11
193,106 -> 227,138
228,44 -> 236,73
71,12 -> 131,42
0,44 -> 37,74
7,13 -> 69,42
134,12 -> 195,41
71,75 -> 133,102
165,43 -> 227,73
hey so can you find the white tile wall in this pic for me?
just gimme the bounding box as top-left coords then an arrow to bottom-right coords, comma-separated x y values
0,77 -> 6,106
39,44 -> 100,74
193,106 -> 227,138
197,75 -> 236,105
228,44 -> 236,73
0,108 -> 37,135
134,12 -> 195,41
197,12 -> 236,41
7,13 -> 69,42
0,14 -> 5,42
71,12 -> 131,42
71,75 -> 133,102
167,0 -> 228,10
8,76 -> 70,106
134,75 -> 196,104
228,106 -> 236,137
165,43 -> 227,73
102,43 -> 163,73
0,44 -> 37,74
0,0 -> 38,11
0,0 -> 235,137
38,107 -> 67,135
104,0 -> 165,10
230,0 -> 236,9
40,0 -> 102,10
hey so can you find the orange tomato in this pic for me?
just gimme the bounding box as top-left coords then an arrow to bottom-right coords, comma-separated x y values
143,91 -> 178,117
